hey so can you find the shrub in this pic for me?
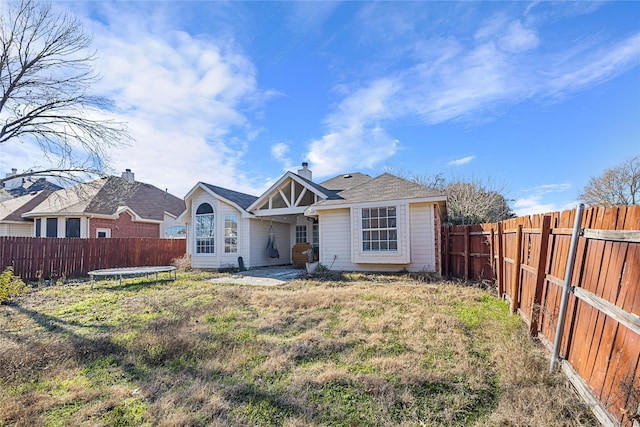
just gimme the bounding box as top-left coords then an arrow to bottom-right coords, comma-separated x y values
171,254 -> 192,270
0,266 -> 27,304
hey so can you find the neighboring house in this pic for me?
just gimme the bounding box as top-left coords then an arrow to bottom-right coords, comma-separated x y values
179,163 -> 447,273
2,168 -> 62,197
0,191 -> 50,236
18,170 -> 186,238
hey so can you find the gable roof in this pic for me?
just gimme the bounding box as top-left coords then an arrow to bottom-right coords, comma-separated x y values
4,177 -> 62,197
312,173 -> 446,207
0,191 -> 50,222
200,183 -> 258,210
246,171 -> 339,213
23,176 -> 185,220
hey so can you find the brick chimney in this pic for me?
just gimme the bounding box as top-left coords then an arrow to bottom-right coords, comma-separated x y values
297,162 -> 312,181
121,169 -> 135,184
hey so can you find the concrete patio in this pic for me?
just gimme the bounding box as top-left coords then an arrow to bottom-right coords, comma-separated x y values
207,266 -> 304,286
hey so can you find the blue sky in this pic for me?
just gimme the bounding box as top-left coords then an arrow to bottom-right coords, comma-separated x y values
4,1 -> 639,215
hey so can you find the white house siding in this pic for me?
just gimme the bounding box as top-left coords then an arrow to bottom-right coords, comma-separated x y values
319,203 -> 436,273
0,222 -> 33,237
188,189 -> 247,270
318,209 -> 354,271
217,203 -> 246,270
407,203 -> 436,272
248,219 -> 291,268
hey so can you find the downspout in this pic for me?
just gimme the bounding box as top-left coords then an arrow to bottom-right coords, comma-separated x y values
549,203 -> 584,373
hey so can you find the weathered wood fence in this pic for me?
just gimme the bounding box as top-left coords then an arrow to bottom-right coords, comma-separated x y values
0,237 -> 186,281
442,205 -> 640,427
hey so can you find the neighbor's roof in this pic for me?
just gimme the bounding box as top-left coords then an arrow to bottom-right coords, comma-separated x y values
200,183 -> 258,210
0,191 -> 50,221
24,176 -> 185,220
312,173 -> 446,207
5,177 -> 62,197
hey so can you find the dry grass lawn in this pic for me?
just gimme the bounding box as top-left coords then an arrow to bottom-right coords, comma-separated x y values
0,271 -> 596,426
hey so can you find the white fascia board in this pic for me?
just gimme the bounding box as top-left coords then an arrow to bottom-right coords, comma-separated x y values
309,196 -> 447,212
252,206 -> 309,217
22,211 -> 87,218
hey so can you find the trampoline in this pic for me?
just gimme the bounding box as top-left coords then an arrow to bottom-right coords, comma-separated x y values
88,266 -> 177,287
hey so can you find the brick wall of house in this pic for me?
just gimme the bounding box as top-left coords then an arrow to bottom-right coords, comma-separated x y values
433,204 -> 442,275
89,212 -> 159,238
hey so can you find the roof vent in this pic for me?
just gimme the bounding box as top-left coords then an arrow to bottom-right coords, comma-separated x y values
343,174 -> 352,178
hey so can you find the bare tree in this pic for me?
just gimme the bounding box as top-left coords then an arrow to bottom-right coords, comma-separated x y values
579,155 -> 640,207
443,178 -> 514,225
0,0 -> 129,186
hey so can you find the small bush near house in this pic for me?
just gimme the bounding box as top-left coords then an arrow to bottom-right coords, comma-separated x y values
0,266 -> 26,304
171,253 -> 192,270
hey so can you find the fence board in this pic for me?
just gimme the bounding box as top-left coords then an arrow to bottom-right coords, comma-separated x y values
0,237 -> 186,281
441,205 -> 640,425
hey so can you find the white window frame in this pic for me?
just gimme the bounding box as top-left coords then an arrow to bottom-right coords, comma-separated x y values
361,206 -> 398,252
295,225 -> 307,243
351,205 -> 410,264
195,203 -> 215,254
224,214 -> 238,253
96,228 -> 111,238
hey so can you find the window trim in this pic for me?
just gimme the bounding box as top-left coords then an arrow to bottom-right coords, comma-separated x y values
361,206 -> 398,252
295,225 -> 308,243
96,228 -> 111,238
224,214 -> 238,253
351,205 -> 410,264
195,202 -> 215,254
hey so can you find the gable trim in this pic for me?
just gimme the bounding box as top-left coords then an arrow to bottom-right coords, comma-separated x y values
247,172 -> 330,214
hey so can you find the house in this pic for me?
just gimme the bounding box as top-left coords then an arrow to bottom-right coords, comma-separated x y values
14,170 -> 186,238
0,191 -> 50,236
179,163 -> 447,273
2,168 -> 62,197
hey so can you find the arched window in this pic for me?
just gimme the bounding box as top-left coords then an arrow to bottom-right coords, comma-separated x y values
195,203 -> 215,253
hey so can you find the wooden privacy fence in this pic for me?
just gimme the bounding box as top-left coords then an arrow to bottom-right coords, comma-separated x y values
442,205 -> 640,427
0,237 -> 186,281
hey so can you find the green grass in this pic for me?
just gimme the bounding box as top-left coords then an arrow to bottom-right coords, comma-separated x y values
0,271 -> 596,426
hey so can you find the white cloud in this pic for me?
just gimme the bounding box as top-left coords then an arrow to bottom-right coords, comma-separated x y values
514,182 -> 576,216
78,5 -> 265,196
448,156 -> 475,166
271,143 -> 290,162
306,80 -> 401,177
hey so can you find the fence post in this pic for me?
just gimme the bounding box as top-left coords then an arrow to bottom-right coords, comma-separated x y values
530,215 -> 551,336
443,227 -> 450,277
464,226 -> 470,281
489,225 -> 496,280
550,204 -> 585,373
497,222 -> 505,296
510,224 -> 523,314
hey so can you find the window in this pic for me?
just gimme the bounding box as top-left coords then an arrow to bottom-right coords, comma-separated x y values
65,218 -> 81,238
312,222 -> 319,253
46,218 -> 58,238
195,203 -> 215,254
362,207 -> 397,251
96,228 -> 111,238
35,219 -> 41,237
295,225 -> 307,243
224,214 -> 238,253
164,225 -> 186,239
